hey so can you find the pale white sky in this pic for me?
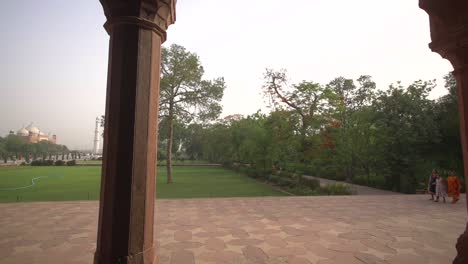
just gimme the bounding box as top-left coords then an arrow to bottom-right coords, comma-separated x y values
0,0 -> 453,149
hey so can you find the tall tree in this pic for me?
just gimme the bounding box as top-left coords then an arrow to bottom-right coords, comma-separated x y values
434,73 -> 462,172
160,44 -> 225,183
262,69 -> 329,162
326,75 -> 376,181
373,80 -> 438,192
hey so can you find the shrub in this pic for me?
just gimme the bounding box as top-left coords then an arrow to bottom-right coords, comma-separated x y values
287,186 -> 320,196
31,160 -> 43,166
55,160 -> 65,166
268,174 -> 280,184
278,171 -> 294,179
222,161 -> 233,169
298,177 -> 320,189
320,184 -> 353,195
276,177 -> 296,187
20,162 -> 27,166
45,160 -> 54,166
66,160 -> 77,166
247,167 -> 268,179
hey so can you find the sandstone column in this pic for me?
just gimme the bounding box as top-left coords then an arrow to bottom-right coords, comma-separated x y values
95,1 -> 176,263
420,1 -> 468,263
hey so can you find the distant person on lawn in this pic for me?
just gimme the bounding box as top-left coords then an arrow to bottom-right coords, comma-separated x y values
428,169 -> 437,200
447,170 -> 462,204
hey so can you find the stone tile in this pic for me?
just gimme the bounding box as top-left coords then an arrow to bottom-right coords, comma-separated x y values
264,235 -> 288,247
354,252 -> 388,264
205,238 -> 226,251
0,195 -> 465,264
385,253 -> 428,264
170,250 -> 195,264
174,230 -> 192,241
242,245 -> 269,263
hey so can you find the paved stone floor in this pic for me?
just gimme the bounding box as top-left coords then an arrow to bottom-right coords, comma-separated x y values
0,195 -> 466,264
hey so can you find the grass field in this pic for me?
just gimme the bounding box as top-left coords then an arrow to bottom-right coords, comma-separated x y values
76,160 -> 217,166
76,160 -> 102,165
0,166 -> 286,202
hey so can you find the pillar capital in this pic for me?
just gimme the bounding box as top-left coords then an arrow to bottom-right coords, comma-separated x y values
99,0 -> 176,41
419,0 -> 468,71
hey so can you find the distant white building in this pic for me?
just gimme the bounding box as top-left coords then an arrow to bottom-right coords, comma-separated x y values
10,123 -> 57,144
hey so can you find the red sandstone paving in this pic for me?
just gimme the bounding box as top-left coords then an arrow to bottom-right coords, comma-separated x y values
0,195 -> 465,264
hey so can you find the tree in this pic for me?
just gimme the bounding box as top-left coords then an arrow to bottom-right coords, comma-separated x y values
183,123 -> 205,160
373,80 -> 438,192
0,137 -> 7,163
201,123 -> 232,163
262,69 -> 329,162
326,75 -> 377,181
159,44 -> 225,183
434,73 -> 463,172
5,135 -> 25,160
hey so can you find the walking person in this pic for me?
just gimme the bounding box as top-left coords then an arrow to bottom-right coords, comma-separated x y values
428,169 -> 437,200
448,170 -> 462,204
435,174 -> 448,203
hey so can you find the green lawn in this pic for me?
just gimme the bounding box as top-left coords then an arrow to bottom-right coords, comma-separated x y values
0,166 -> 286,202
77,160 -> 217,166
76,160 -> 103,165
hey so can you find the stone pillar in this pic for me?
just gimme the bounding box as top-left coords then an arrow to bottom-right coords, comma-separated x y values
95,1 -> 176,264
420,1 -> 468,263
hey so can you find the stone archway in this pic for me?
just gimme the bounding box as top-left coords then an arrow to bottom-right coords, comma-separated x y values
93,0 -> 468,263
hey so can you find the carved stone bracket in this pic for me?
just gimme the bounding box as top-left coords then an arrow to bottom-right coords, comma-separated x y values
419,0 -> 468,70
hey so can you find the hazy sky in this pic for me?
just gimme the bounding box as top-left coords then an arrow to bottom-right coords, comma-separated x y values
0,0 -> 453,149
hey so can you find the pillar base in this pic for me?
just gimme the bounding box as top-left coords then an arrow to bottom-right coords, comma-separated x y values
94,245 -> 156,264
454,224 -> 468,264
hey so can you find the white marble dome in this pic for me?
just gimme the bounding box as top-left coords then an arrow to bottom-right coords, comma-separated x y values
17,128 -> 29,136
25,125 -> 40,134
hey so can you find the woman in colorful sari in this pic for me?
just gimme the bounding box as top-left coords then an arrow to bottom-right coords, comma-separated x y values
447,170 -> 462,204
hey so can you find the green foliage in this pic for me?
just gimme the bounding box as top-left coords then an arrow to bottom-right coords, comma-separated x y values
319,184 -> 353,195
30,160 -> 43,166
151,69 -> 461,194
30,160 -> 54,166
159,44 -> 226,183
66,160 -> 76,166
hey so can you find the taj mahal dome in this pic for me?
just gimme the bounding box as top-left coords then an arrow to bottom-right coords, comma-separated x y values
10,123 -> 57,144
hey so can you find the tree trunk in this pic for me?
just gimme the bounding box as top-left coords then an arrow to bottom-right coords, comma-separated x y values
365,166 -> 370,184
166,109 -> 174,184
300,119 -> 308,163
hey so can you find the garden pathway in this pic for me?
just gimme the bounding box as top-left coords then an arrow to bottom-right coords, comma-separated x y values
303,175 -> 397,195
